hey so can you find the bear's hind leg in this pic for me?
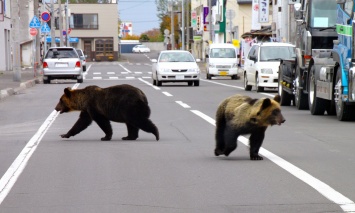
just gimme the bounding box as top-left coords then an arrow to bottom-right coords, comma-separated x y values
249,127 -> 266,160
122,123 -> 139,140
215,123 -> 225,156
223,126 -> 238,157
129,118 -> 159,141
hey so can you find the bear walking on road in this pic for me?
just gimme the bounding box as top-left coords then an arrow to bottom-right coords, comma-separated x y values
214,94 -> 285,160
55,84 -> 159,141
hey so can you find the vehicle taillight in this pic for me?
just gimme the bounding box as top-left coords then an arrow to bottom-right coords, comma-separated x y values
75,61 -> 81,67
43,62 -> 48,68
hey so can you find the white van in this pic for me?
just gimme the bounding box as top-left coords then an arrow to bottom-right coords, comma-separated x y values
206,43 -> 239,80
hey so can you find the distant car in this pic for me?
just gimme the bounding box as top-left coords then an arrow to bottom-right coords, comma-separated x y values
132,45 -> 150,53
42,47 -> 83,84
151,50 -> 200,86
76,49 -> 87,71
244,42 -> 296,92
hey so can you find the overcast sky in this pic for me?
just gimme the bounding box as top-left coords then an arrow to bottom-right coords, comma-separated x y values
118,0 -> 160,35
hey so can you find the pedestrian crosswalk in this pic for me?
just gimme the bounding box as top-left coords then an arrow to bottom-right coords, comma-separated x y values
84,71 -> 152,80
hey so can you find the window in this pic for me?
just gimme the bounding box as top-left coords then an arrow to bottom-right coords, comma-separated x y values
70,14 -> 98,29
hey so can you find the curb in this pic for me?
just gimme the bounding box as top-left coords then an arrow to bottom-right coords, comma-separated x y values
0,77 -> 42,101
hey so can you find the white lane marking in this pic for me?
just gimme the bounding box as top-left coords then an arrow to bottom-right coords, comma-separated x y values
200,79 -> 274,98
176,101 -> 190,108
83,64 -> 92,79
190,109 -> 355,212
93,72 -> 101,75
107,72 -> 115,75
0,84 -> 81,204
121,72 -> 129,74
138,78 -> 160,90
93,77 -> 102,80
162,92 -> 173,97
142,76 -> 151,79
109,77 -> 119,80
126,77 -> 135,79
135,72 -> 142,74
119,64 -> 132,73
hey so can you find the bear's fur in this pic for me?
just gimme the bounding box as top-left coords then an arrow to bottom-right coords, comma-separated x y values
214,94 -> 285,160
55,85 -> 159,141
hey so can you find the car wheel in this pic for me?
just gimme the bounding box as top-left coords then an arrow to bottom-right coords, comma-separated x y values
188,82 -> 193,86
153,79 -> 156,86
244,73 -> 252,91
83,66 -> 86,72
206,70 -> 212,80
77,78 -> 83,83
256,75 -> 264,92
43,76 -> 50,84
194,80 -> 200,86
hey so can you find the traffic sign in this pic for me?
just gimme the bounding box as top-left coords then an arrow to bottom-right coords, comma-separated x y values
29,28 -> 38,36
29,16 -> 41,28
41,12 -> 50,22
40,22 -> 51,33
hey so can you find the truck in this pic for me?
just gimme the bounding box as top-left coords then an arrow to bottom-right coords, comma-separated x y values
279,0 -> 355,121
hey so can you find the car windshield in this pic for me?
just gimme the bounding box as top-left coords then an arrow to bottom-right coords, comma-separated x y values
310,0 -> 337,28
46,49 -> 78,59
137,45 -> 146,48
210,48 -> 236,58
259,46 -> 295,61
159,52 -> 195,62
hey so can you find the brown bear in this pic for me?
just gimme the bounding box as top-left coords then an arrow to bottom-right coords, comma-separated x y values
55,84 -> 159,141
214,94 -> 285,160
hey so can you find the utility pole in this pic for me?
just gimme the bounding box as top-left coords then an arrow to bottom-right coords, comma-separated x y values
208,0 -> 213,43
170,0 -> 174,50
186,0 -> 190,51
181,0 -> 184,50
59,0 -> 64,46
12,0 -> 21,81
65,0 -> 69,46
50,0 -> 55,47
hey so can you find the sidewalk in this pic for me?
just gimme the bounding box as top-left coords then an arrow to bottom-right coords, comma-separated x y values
0,68 -> 42,101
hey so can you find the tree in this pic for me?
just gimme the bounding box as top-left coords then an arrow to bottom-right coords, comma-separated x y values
121,34 -> 140,40
141,28 -> 164,42
155,0 -> 169,20
140,34 -> 150,42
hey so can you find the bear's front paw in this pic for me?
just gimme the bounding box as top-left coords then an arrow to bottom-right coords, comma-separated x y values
250,155 -> 263,160
214,149 -> 223,156
122,136 -> 138,140
60,134 -> 70,138
101,136 -> 112,141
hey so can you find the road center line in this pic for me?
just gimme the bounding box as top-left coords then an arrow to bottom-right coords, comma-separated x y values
176,101 -> 191,108
190,109 -> 355,212
119,64 -> 132,73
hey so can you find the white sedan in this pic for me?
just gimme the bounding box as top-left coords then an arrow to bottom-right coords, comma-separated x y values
132,45 -> 151,53
151,50 -> 200,86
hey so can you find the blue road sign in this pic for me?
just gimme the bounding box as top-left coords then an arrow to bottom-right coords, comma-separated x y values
29,16 -> 41,28
41,22 -> 51,33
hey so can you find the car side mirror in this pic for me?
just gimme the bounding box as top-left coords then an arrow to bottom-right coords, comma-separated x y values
250,55 -> 257,61
205,54 -> 209,58
151,59 -> 157,63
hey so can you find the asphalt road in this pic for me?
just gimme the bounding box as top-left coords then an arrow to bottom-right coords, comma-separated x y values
0,51 -> 354,212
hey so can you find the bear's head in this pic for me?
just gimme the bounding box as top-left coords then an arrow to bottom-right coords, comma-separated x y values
55,87 -> 78,114
250,95 -> 285,127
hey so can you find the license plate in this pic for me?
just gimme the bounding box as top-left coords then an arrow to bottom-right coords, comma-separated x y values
176,75 -> 184,80
219,71 -> 228,75
55,63 -> 68,68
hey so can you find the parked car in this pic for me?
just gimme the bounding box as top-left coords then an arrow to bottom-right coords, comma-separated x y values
243,42 -> 296,92
42,47 -> 83,84
132,45 -> 151,53
76,49 -> 87,71
151,50 -> 200,86
206,43 -> 239,80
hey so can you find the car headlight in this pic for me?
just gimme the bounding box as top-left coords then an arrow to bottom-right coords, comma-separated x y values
209,63 -> 215,68
188,68 -> 200,73
260,68 -> 273,74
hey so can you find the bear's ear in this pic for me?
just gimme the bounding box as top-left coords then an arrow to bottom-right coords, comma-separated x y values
64,87 -> 72,98
274,95 -> 281,103
261,98 -> 271,110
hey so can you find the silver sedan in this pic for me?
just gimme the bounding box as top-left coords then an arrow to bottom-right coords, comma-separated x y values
151,50 -> 201,86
